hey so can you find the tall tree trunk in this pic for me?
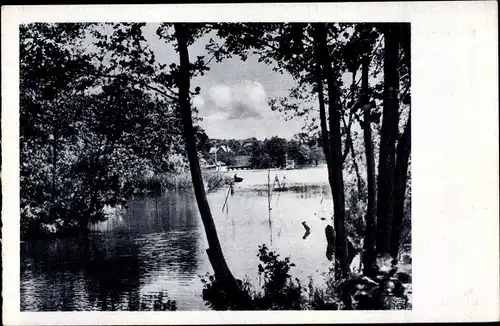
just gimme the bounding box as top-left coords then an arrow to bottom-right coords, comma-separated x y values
313,40 -> 336,207
360,30 -> 378,274
376,25 -> 400,256
390,115 -> 411,257
315,23 -> 349,278
400,24 -> 411,73
389,23 -> 411,258
174,23 -> 245,302
314,61 -> 332,169
314,40 -> 341,267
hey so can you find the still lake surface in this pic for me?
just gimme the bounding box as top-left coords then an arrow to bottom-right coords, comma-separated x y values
21,166 -> 339,311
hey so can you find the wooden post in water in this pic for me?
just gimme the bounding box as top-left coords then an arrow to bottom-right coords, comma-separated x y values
274,174 -> 281,190
222,185 -> 231,212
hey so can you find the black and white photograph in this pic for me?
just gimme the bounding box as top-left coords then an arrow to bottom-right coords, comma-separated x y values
17,19 -> 412,312
2,2 -> 499,324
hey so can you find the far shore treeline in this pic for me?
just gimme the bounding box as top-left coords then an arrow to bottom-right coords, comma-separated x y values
201,135 -> 326,169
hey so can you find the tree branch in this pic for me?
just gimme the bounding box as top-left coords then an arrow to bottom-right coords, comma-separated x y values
234,28 -> 313,73
90,72 -> 179,102
193,39 -> 229,78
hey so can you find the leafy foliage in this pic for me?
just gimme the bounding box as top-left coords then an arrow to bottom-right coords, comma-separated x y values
201,245 -> 412,311
254,244 -> 303,309
336,253 -> 412,310
20,23 -> 209,238
201,244 -> 304,310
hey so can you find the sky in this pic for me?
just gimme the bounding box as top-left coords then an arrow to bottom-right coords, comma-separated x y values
140,23 -> 308,140
87,23 -> 364,141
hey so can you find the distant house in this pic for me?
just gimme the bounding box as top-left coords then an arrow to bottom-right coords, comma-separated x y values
208,145 -> 233,165
205,145 -> 233,171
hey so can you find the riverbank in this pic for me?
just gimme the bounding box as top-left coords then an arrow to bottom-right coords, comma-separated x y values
132,170 -> 234,195
21,170 -> 232,240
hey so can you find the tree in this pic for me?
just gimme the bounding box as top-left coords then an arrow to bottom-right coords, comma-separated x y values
314,23 -> 349,278
390,24 -> 412,258
287,140 -> 310,167
20,23 -> 98,232
375,24 -> 403,256
250,140 -> 272,169
265,137 -> 288,168
20,23 -> 190,236
171,23 -> 251,307
359,24 -> 378,274
309,146 -> 325,166
392,115 -> 411,257
213,22 -> 412,272
337,23 -> 411,261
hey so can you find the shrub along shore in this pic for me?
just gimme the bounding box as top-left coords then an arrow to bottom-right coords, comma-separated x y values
21,170 -> 232,240
134,170 -> 233,195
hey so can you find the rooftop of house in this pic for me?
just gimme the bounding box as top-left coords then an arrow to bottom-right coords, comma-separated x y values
208,145 -> 233,154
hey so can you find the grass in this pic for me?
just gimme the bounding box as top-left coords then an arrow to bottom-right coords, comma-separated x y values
134,170 -> 233,195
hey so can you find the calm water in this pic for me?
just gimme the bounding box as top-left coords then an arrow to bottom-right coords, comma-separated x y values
21,166 -> 339,311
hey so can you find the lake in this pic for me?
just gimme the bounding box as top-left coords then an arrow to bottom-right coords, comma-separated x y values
21,166 -> 340,311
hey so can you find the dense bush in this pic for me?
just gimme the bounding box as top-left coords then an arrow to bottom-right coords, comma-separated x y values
201,245 -> 412,311
335,254 -> 412,310
201,244 -> 304,310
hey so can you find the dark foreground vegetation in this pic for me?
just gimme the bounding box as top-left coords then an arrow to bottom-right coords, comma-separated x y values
201,244 -> 411,310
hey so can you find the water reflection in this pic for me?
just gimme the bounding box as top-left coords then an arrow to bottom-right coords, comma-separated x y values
82,237 -> 141,311
21,235 -> 142,311
21,190 -> 205,311
21,167 -> 337,311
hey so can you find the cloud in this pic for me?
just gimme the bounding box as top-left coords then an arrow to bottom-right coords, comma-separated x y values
198,83 -> 308,140
229,101 -> 263,120
230,81 -> 267,119
203,80 -> 268,120
208,84 -> 232,110
200,110 -> 305,140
